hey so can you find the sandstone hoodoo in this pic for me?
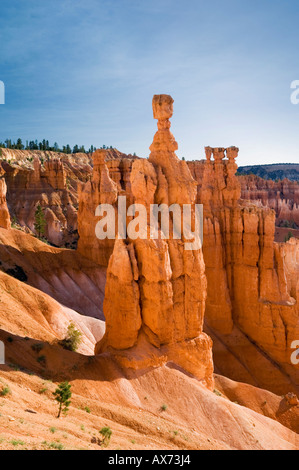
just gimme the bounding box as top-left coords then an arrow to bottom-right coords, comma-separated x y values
90,95 -> 214,389
188,148 -> 299,393
0,177 -> 11,230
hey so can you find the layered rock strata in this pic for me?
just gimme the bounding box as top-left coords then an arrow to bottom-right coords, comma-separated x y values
188,148 -> 299,391
239,174 -> 299,227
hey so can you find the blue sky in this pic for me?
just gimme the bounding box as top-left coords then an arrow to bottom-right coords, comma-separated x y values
0,0 -> 299,165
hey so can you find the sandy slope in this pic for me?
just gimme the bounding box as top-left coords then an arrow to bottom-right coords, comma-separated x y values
215,375 -> 299,434
0,353 -> 299,450
0,230 -> 298,450
0,281 -> 298,450
0,228 -> 106,319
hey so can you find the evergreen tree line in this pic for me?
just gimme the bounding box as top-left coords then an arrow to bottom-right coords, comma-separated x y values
0,138 -> 115,154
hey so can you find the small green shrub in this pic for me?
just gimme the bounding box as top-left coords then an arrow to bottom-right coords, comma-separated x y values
59,322 -> 82,352
10,439 -> 25,447
31,343 -> 44,353
99,427 -> 112,447
284,231 -> 294,242
0,386 -> 11,397
37,355 -> 46,366
42,441 -> 64,450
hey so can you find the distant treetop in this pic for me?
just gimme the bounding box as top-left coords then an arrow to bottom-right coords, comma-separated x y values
0,138 -> 116,155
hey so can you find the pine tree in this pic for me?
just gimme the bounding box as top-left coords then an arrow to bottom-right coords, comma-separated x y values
34,204 -> 46,238
16,138 -> 24,150
53,382 -> 72,418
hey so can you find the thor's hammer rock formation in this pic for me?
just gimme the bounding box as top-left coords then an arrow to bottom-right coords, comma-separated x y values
80,95 -> 214,388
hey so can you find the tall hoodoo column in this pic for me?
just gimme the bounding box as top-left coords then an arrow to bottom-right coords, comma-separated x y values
44,158 -> 67,190
149,94 -> 197,206
95,95 -> 214,389
77,149 -> 118,266
0,178 -> 11,229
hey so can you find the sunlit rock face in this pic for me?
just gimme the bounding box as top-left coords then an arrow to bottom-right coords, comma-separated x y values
77,149 -> 137,266
188,148 -> 299,391
0,149 -> 94,247
239,174 -> 299,227
0,178 -> 10,229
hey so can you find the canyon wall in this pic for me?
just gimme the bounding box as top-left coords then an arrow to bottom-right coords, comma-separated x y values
239,174 -> 299,227
0,149 -> 134,247
0,150 -> 88,247
77,151 -> 137,266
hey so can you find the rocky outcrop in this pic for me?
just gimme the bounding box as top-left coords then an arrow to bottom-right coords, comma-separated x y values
239,174 -> 299,227
101,238 -> 141,350
278,237 -> 299,301
0,150 -> 83,246
44,158 -> 67,190
77,149 -> 121,266
0,178 -> 10,229
188,148 -> 299,392
0,149 -> 137,247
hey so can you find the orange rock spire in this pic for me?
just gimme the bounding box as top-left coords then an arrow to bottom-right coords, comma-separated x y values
0,178 -> 11,229
94,95 -> 214,389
